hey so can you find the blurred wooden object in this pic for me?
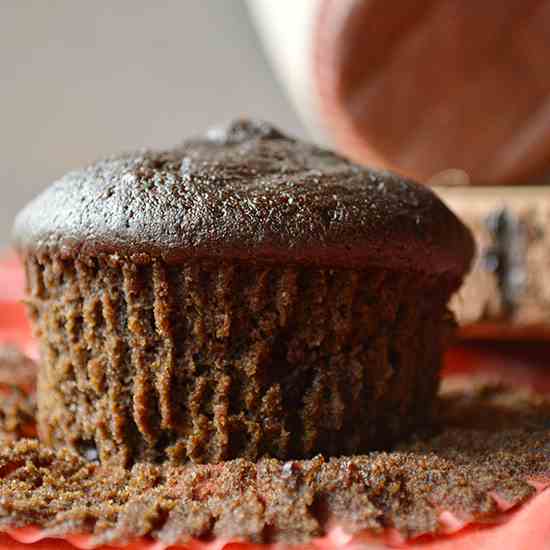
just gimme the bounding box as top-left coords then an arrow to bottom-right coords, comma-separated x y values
436,186 -> 550,339
314,0 -> 550,184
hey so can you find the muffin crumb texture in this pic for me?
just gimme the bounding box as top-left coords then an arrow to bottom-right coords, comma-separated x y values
27,253 -> 452,465
0,349 -> 549,546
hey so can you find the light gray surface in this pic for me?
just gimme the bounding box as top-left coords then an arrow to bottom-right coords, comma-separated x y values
1,1 -> 304,247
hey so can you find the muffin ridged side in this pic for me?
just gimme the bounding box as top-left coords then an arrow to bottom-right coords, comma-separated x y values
25,252 -> 454,465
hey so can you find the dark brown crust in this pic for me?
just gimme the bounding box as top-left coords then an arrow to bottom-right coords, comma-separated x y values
13,120 -> 474,274
26,253 -> 454,465
0,372 -> 548,546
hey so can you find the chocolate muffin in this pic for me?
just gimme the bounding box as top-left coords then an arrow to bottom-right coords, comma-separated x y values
13,120 -> 474,466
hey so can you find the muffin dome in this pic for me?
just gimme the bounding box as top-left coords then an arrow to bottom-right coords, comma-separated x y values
14,119 -> 473,274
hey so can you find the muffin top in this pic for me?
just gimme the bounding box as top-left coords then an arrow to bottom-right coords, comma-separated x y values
13,119 -> 474,274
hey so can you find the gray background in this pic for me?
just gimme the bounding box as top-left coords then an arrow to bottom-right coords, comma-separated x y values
1,1 -> 303,246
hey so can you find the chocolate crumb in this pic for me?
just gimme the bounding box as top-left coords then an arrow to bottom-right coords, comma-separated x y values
0,347 -> 36,441
0,351 -> 548,546
0,345 -> 36,390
